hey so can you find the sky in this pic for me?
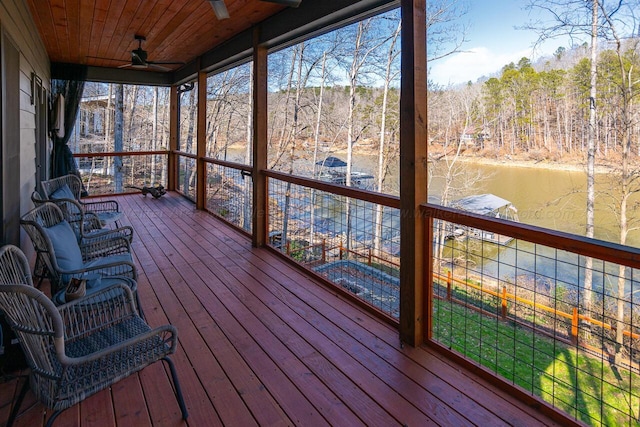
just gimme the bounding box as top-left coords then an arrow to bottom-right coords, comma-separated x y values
428,0 -> 583,86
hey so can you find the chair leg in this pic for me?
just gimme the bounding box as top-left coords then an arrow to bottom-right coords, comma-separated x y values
162,357 -> 188,420
45,409 -> 63,427
7,375 -> 30,427
135,291 -> 145,320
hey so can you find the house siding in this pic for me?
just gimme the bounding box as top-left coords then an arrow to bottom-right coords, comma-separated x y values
0,0 -> 50,255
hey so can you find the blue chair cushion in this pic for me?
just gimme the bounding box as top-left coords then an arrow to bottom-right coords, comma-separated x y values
43,220 -> 83,271
50,184 -> 76,201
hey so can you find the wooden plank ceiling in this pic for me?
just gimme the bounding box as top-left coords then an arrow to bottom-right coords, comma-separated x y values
26,0 -> 287,72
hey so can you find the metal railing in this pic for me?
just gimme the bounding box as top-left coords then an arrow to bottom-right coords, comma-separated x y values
266,170 -> 401,319
203,158 -> 253,233
422,203 -> 640,427
176,152 -> 197,201
73,151 -> 168,195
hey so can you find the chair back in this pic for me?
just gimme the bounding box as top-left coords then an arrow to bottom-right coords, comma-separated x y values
31,190 -> 46,206
41,174 -> 83,200
0,284 -> 65,391
20,203 -> 70,292
0,245 -> 34,287
32,192 -> 103,241
46,199 -> 86,240
0,245 -> 61,380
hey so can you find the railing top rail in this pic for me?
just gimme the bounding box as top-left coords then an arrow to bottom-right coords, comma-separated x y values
265,169 -> 400,209
73,150 -> 169,158
175,151 -> 197,159
203,157 -> 252,172
422,203 -> 640,269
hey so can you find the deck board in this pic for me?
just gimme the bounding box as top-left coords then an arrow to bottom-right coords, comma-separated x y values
2,192 -> 571,426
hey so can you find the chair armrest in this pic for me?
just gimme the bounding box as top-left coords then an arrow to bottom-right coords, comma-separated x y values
82,225 -> 134,243
81,200 -> 120,213
58,282 -> 138,335
82,212 -> 103,232
80,236 -> 131,260
60,260 -> 137,282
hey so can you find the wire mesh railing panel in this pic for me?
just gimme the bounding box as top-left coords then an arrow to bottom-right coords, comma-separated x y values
430,215 -> 640,427
268,177 -> 400,318
75,154 -> 167,195
177,155 -> 197,201
205,162 -> 252,233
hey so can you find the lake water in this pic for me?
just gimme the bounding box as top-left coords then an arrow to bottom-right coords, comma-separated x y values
226,148 -> 639,248
361,155 -> 639,248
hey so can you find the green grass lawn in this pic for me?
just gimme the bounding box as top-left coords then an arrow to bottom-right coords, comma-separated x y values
433,299 -> 640,426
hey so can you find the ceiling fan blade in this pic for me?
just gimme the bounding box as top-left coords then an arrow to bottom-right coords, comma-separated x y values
261,0 -> 301,7
209,0 -> 229,20
87,55 -> 128,62
148,63 -> 171,72
148,60 -> 186,65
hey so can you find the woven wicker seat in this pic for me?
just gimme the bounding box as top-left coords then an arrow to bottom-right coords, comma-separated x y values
41,174 -> 123,227
20,203 -> 143,317
0,245 -> 187,427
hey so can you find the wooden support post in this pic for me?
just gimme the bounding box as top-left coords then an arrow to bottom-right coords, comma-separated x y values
446,271 -> 452,301
399,0 -> 427,347
167,85 -> 178,191
196,71 -> 207,210
322,239 -> 326,262
339,241 -> 343,260
572,307 -> 579,344
368,248 -> 372,266
286,241 -> 291,256
501,286 -> 508,320
252,28 -> 268,247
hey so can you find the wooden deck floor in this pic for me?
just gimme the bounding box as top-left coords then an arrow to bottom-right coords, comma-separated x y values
2,192 -> 567,426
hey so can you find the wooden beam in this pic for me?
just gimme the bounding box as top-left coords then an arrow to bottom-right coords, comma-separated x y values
196,71 -> 207,210
168,85 -> 178,191
252,28 -> 268,248
399,0 -> 427,347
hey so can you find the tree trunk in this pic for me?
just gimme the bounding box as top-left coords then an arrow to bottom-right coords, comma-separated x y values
583,0 -> 597,313
310,52 -> 327,245
374,20 -> 401,256
114,84 -> 124,193
152,87 -> 158,184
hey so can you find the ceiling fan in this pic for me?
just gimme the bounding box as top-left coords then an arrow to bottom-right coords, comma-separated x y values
89,35 -> 185,71
209,0 -> 302,20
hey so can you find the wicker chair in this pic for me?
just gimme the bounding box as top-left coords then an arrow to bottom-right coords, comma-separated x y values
32,191 -> 134,244
20,203 -> 142,316
0,246 -> 187,427
41,174 -> 123,227
0,245 -> 33,288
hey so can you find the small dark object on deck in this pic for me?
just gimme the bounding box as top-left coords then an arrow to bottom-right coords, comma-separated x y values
127,185 -> 167,199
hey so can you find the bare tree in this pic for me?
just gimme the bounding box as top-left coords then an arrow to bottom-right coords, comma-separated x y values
525,0 -> 604,312
374,17 -> 401,256
597,7 -> 640,363
114,84 -> 124,193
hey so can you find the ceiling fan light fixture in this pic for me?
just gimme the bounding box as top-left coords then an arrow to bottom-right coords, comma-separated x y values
209,0 -> 230,20
262,0 -> 302,7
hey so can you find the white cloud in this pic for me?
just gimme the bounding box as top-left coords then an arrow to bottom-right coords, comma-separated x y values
429,46 -> 535,87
